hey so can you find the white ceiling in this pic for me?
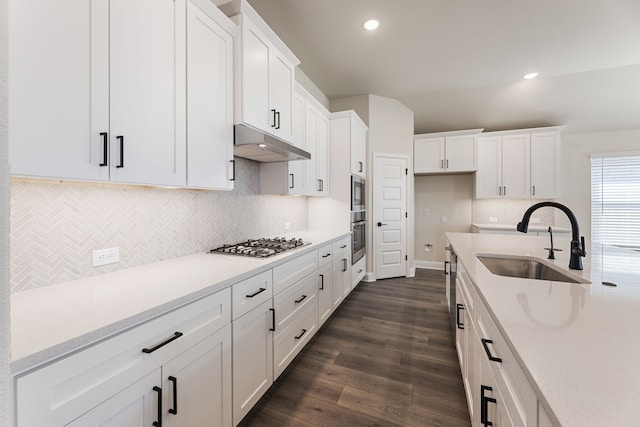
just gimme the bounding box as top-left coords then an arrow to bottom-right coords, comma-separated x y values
245,0 -> 640,134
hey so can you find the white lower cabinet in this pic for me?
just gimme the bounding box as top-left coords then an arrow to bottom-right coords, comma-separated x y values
317,262 -> 334,327
15,289 -> 232,427
332,238 -> 351,306
455,254 -> 543,427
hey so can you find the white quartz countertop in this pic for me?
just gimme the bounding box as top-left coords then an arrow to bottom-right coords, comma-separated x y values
11,230 -> 349,373
446,232 -> 640,427
471,223 -> 571,233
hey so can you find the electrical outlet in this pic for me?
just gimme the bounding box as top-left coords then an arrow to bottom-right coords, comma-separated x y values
531,217 -> 541,224
440,215 -> 447,223
284,222 -> 291,230
489,216 -> 498,223
424,244 -> 433,252
423,209 -> 430,217
92,247 -> 120,267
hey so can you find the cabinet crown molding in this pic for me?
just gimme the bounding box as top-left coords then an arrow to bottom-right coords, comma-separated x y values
414,128 -> 483,139
329,110 -> 368,131
480,125 -> 566,137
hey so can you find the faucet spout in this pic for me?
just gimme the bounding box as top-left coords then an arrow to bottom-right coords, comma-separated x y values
517,202 -> 586,270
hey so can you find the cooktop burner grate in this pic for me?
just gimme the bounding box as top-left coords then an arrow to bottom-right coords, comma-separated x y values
209,237 -> 308,258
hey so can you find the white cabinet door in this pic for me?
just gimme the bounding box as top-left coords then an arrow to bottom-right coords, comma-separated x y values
269,52 -> 295,142
316,113 -> 330,196
333,251 -> 351,302
289,92 -> 306,194
476,136 -> 502,198
240,20 -> 271,133
109,0 -> 186,186
351,121 -> 367,177
66,370 -> 160,427
414,137 -> 445,173
8,0 -> 108,181
163,324 -> 232,427
186,0 -> 235,190
232,300 -> 273,425
530,131 -> 560,199
501,134 -> 530,199
304,103 -> 319,196
446,135 -> 477,172
317,263 -> 334,327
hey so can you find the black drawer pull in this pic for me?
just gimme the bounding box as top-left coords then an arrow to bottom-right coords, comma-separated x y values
444,260 -> 450,275
246,287 -> 267,298
319,274 -> 324,290
116,135 -> 124,168
342,258 -> 347,272
152,386 -> 162,427
99,132 -> 108,166
295,295 -> 307,304
275,111 -> 280,129
481,339 -> 502,363
456,304 -> 464,330
481,385 -> 497,427
230,159 -> 236,181
142,332 -> 183,354
168,376 -> 178,415
340,244 -> 347,249
269,308 -> 276,332
289,173 -> 294,189
294,329 -> 307,340
271,109 -> 277,127
322,253 -> 331,258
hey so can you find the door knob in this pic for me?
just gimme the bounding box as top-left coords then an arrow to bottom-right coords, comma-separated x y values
377,222 -> 387,227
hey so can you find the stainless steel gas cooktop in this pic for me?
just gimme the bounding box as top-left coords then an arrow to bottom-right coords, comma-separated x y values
209,237 -> 308,258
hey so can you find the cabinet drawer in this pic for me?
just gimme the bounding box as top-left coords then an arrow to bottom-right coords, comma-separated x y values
352,256 -> 366,287
15,288 -> 231,427
476,301 -> 536,427
273,302 -> 318,379
317,243 -> 333,267
232,270 -> 273,320
273,250 -> 317,295
332,236 -> 350,255
273,272 -> 317,335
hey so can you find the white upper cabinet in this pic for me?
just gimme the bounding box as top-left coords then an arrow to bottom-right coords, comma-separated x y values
221,0 -> 299,144
350,120 -> 368,178
10,0 -> 243,188
185,0 -> 236,190
414,129 -> 481,174
475,126 -> 563,199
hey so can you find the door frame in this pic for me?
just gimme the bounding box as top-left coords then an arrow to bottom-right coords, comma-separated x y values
371,152 -> 413,281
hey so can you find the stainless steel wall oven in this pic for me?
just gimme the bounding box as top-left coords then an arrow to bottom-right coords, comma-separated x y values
351,210 -> 365,264
351,175 -> 365,212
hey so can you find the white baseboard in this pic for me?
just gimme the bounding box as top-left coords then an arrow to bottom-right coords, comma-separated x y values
407,267 -> 415,277
414,260 -> 444,271
363,272 -> 375,282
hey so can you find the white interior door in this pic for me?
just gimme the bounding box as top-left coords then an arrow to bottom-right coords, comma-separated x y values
374,155 -> 407,279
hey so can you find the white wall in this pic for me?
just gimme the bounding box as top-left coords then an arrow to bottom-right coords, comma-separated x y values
330,95 -> 370,126
556,128 -> 640,256
414,175 -> 473,268
1,0 -> 11,423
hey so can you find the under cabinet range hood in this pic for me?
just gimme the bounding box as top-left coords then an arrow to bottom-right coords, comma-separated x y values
233,124 -> 311,162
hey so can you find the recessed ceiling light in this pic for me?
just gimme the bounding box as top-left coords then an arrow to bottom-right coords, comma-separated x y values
363,19 -> 380,31
523,72 -> 539,80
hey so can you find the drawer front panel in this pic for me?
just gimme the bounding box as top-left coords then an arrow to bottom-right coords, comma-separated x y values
273,272 -> 317,335
16,288 -> 231,427
317,243 -> 333,267
332,236 -> 350,255
232,270 -> 273,320
273,250 -> 317,295
273,302 -> 318,379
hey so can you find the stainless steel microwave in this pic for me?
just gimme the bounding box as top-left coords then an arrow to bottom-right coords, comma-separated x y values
351,175 -> 365,211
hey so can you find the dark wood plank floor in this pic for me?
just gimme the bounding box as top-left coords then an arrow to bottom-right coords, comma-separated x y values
239,269 -> 471,427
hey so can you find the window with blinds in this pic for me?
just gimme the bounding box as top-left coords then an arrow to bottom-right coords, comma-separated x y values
591,154 -> 640,254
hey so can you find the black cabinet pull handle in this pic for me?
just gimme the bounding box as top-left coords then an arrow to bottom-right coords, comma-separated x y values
168,376 -> 178,415
340,244 -> 347,249
230,159 -> 235,181
269,308 -> 275,332
152,386 -> 162,427
358,161 -> 363,172
319,274 -> 324,290
322,253 -> 331,258
275,111 -> 280,129
289,173 -> 294,189
444,260 -> 450,275
99,132 -> 108,166
116,135 -> 124,168
246,287 -> 267,298
295,294 -> 307,304
294,329 -> 307,340
271,109 -> 277,128
481,339 -> 503,363
342,258 -> 347,272
481,385 -> 497,427
456,304 -> 464,330
142,332 -> 183,354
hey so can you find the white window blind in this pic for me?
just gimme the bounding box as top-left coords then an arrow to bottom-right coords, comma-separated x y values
591,154 -> 640,251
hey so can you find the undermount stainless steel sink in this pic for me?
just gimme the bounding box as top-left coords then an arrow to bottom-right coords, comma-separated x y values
477,254 -> 590,284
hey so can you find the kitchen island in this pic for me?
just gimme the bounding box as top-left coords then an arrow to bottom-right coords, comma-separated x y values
447,232 -> 640,427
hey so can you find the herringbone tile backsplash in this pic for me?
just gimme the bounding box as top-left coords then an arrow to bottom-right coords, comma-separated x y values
10,158 -> 308,292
